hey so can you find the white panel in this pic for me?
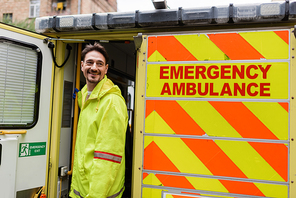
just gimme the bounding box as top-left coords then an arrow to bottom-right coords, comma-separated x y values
0,137 -> 19,198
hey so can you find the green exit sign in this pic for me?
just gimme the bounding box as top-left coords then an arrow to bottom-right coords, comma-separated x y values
19,142 -> 46,157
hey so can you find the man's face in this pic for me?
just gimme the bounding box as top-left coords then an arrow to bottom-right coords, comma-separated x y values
81,50 -> 108,87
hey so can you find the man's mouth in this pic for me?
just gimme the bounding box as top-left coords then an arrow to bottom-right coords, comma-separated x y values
88,71 -> 100,76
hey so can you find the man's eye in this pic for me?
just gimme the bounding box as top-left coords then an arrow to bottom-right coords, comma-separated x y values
86,61 -> 93,65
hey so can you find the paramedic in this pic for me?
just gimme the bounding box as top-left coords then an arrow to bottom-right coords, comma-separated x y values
70,42 -> 128,198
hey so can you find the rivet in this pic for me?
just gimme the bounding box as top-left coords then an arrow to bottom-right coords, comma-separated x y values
138,167 -> 141,170
144,36 -> 146,39
292,97 -> 294,99
293,56 -> 295,59
292,181 -> 294,183
293,48 -> 295,50
140,131 -> 142,133
292,138 -> 294,141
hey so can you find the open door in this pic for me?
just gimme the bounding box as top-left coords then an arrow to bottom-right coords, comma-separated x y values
0,24 -> 53,197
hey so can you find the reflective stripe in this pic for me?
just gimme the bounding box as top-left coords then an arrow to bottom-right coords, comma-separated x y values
74,187 -> 123,198
94,151 -> 122,163
107,187 -> 124,198
74,189 -> 83,198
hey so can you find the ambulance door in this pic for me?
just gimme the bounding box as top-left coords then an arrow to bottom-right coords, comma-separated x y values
133,30 -> 291,198
0,24 -> 53,197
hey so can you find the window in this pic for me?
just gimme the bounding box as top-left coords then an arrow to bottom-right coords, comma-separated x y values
3,13 -> 12,22
29,0 -> 40,18
0,38 -> 42,128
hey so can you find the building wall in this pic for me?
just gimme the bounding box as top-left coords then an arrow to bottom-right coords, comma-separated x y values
0,0 -> 30,21
0,0 -> 117,22
81,0 -> 117,14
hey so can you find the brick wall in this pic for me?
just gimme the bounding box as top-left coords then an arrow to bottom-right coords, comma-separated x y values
0,0 -> 30,21
0,0 -> 117,22
81,0 -> 117,14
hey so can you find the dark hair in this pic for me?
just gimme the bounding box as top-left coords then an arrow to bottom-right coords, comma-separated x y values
81,42 -> 109,63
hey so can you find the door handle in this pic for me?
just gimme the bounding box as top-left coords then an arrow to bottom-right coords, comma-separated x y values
0,130 -> 27,135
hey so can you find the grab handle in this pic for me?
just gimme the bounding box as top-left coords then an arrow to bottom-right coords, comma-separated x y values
0,130 -> 27,135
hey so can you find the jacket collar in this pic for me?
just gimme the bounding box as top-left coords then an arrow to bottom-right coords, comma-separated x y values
78,76 -> 122,108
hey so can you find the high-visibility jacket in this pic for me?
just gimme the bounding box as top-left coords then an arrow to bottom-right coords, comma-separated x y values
69,76 -> 128,198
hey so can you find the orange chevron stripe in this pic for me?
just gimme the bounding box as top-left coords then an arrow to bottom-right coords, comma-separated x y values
218,179 -> 264,196
146,100 -> 205,135
209,101 -> 287,181
144,141 -> 180,172
274,30 -> 289,45
207,33 -> 264,60
182,138 -> 264,196
146,100 -> 155,118
182,138 -> 247,178
143,173 -> 149,180
279,102 -> 289,112
147,36 -> 197,61
249,142 -> 288,182
209,101 -> 278,140
148,36 -> 157,58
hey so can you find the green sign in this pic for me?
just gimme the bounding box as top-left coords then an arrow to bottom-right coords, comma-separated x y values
19,142 -> 46,157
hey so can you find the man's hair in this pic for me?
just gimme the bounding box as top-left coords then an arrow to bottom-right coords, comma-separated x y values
81,42 -> 109,63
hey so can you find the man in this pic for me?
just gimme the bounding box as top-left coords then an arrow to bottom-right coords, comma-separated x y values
70,42 -> 128,198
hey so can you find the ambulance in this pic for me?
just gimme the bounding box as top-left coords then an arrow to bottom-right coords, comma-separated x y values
0,0 -> 295,197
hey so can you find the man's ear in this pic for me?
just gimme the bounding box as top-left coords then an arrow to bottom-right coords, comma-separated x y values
105,64 -> 109,74
81,61 -> 84,71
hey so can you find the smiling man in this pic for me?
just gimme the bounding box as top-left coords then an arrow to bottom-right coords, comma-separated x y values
70,42 -> 128,198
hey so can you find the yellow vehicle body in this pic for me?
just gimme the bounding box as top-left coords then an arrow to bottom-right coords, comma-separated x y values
1,1 -> 296,197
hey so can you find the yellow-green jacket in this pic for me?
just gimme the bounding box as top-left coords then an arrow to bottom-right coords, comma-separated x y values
70,76 -> 128,198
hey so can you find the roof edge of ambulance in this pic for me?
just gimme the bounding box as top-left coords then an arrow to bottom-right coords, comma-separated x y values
35,0 -> 296,38
0,22 -> 47,40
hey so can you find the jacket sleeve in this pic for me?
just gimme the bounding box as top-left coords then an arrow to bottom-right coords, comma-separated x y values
86,96 -> 127,198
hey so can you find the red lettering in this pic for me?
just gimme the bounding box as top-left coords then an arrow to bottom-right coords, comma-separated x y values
160,83 -> 171,95
220,83 -> 232,96
234,83 -> 245,96
186,83 -> 196,95
171,66 -> 183,79
160,66 -> 169,79
247,83 -> 258,96
260,83 -> 270,96
258,65 -> 271,79
197,83 -> 208,96
232,65 -> 245,79
207,65 -> 219,79
185,66 -> 194,79
173,83 -> 185,95
221,65 -> 231,79
195,66 -> 206,79
209,83 -> 219,96
246,65 -> 258,79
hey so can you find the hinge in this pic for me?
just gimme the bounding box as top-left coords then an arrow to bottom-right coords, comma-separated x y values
133,33 -> 143,51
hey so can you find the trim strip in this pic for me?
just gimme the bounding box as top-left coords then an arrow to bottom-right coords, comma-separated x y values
94,151 -> 122,163
74,187 -> 124,198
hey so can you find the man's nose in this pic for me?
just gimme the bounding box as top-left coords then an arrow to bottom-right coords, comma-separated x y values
90,63 -> 98,70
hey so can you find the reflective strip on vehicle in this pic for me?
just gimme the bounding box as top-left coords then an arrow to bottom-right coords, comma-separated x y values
94,151 -> 122,163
